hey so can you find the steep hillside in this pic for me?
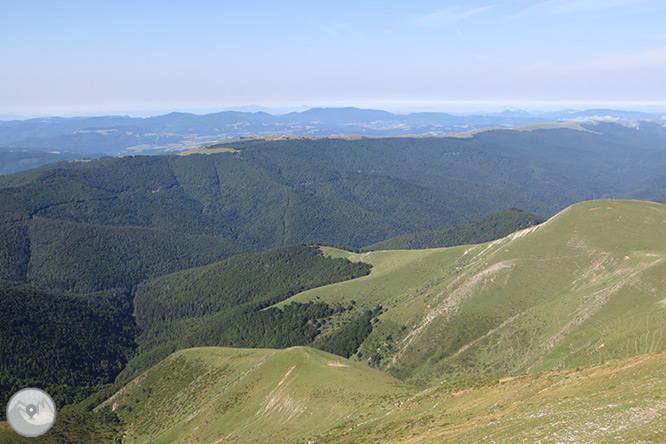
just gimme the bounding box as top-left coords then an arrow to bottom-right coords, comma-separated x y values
113,244 -> 372,389
0,409 -> 122,444
280,200 -> 666,383
102,347 -> 415,444
14,218 -> 240,293
318,352 -> 666,443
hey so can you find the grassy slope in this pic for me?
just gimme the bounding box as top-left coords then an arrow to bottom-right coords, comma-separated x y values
279,246 -> 467,312
102,347 -> 415,444
0,409 -> 123,444
3,350 -> 665,443
317,351 -> 666,443
279,200 -> 666,384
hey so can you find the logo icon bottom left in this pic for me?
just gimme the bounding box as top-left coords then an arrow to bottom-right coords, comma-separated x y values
6,388 -> 56,437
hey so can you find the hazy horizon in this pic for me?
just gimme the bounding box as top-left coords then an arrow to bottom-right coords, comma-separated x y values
2,100 -> 666,121
3,1 -> 666,119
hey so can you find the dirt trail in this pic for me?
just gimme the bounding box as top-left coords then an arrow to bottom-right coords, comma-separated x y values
277,365 -> 296,386
256,365 -> 305,420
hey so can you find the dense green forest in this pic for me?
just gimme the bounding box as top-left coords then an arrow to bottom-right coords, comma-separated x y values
0,283 -> 137,420
11,218 -> 240,293
2,128 -> 666,293
134,244 -> 370,329
313,306 -> 383,358
364,208 -> 545,250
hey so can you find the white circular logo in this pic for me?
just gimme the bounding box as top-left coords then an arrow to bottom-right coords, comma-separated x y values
6,388 -> 56,437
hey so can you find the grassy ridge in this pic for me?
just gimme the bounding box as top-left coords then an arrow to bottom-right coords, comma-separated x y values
103,347 -> 415,444
278,200 -> 666,384
4,349 -> 665,443
96,348 -> 666,443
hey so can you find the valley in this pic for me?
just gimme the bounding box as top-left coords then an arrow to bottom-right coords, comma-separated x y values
5,0 -> 666,440
3,198 -> 664,443
1,126 -> 666,442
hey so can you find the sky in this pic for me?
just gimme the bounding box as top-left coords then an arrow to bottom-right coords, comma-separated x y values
2,0 -> 666,117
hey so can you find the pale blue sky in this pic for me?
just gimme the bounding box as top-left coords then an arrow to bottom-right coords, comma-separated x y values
2,0 -> 665,116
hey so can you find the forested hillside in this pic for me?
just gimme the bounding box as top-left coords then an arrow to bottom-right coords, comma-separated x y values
134,244 -> 371,330
0,283 -> 137,418
364,208 -> 544,250
2,126 -> 666,293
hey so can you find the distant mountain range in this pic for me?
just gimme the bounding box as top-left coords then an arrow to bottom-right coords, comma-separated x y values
1,107 -> 664,174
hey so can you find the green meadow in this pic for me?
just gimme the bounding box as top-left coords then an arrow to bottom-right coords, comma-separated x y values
103,347 -> 414,444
